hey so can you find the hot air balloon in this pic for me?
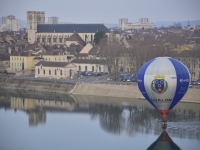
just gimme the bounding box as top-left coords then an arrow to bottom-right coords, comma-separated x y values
147,130 -> 181,150
137,57 -> 190,120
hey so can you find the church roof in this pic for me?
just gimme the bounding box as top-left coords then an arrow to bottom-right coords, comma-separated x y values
37,24 -> 110,33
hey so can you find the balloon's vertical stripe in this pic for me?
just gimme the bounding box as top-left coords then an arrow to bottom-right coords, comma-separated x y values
168,58 -> 190,109
137,59 -> 157,109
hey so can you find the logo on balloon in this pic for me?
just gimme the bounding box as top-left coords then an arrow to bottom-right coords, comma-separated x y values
151,75 -> 168,94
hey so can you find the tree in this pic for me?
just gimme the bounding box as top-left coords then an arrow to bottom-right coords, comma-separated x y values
94,31 -> 107,45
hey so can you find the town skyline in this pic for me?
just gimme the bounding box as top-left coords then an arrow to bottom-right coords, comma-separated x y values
0,0 -> 199,24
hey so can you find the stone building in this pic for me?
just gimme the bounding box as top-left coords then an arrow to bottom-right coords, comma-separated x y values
71,59 -> 108,73
121,18 -> 154,30
34,61 -> 77,79
10,52 -> 36,72
27,11 -> 110,44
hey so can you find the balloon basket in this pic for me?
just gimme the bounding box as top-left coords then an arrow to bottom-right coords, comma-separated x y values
161,118 -> 167,129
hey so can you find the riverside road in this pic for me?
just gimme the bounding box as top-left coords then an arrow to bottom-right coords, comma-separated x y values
0,74 -> 200,89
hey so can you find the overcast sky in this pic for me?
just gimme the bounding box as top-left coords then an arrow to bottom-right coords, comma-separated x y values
0,0 -> 199,23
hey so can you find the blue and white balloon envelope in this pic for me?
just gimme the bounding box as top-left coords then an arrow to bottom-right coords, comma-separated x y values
137,57 -> 190,118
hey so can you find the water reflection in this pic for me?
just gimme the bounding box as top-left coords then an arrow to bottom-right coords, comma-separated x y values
147,130 -> 181,150
0,91 -> 200,140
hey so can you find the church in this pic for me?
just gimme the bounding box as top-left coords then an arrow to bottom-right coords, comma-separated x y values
27,11 -> 110,45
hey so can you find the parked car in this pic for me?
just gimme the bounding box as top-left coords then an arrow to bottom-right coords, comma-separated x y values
192,80 -> 198,85
126,75 -> 131,82
93,72 -> 103,76
123,76 -> 128,82
131,75 -> 138,82
86,71 -> 93,76
118,74 -> 125,81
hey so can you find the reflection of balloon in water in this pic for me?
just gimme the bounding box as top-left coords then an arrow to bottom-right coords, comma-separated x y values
137,57 -> 190,118
147,130 -> 181,150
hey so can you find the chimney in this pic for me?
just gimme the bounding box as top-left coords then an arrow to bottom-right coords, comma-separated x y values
28,51 -> 32,56
8,47 -> 12,54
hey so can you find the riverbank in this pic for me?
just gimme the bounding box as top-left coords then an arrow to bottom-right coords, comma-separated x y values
0,78 -> 200,103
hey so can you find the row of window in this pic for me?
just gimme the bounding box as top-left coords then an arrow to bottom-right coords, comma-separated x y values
38,69 -> 63,76
37,34 -> 94,43
78,66 -> 101,72
12,62 -> 24,67
11,57 -> 24,61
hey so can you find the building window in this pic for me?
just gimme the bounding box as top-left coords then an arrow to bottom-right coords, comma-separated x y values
49,58 -> 50,61
41,66 -> 42,69
64,38 -> 67,42
99,66 -> 101,72
42,38 -> 45,42
85,66 -> 87,71
59,38 -> 62,42
55,69 -> 57,75
91,34 -> 93,41
38,68 -> 40,74
48,38 -> 51,42
46,58 -> 47,60
79,66 -> 81,71
43,69 -> 45,74
60,70 -> 62,75
53,38 -> 57,42
37,38 -> 40,42
49,70 -> 51,75
55,58 -> 56,61
92,66 -> 94,71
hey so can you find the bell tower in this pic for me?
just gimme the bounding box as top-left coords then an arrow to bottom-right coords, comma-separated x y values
27,11 -> 45,44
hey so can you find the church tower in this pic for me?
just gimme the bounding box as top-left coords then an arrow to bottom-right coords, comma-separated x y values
27,11 -> 45,44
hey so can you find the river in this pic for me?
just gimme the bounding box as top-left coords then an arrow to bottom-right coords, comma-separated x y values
0,91 -> 200,150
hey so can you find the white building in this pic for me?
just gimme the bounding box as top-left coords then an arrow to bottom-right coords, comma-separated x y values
121,18 -> 154,30
119,18 -> 128,29
48,17 -> 58,24
1,15 -> 21,31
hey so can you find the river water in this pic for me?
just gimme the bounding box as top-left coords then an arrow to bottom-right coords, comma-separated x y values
0,91 -> 200,150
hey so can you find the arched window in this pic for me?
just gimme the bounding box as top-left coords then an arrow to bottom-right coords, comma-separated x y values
49,69 -> 51,75
55,69 -> 57,75
60,70 -> 62,75
38,68 -> 40,74
43,69 -> 45,74
85,66 -> 87,71
92,66 -> 94,71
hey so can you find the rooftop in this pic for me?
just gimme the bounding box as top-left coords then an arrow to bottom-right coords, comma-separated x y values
37,24 -> 110,33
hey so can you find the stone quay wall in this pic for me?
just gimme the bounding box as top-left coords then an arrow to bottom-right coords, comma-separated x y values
0,78 -> 75,94
0,78 -> 199,103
